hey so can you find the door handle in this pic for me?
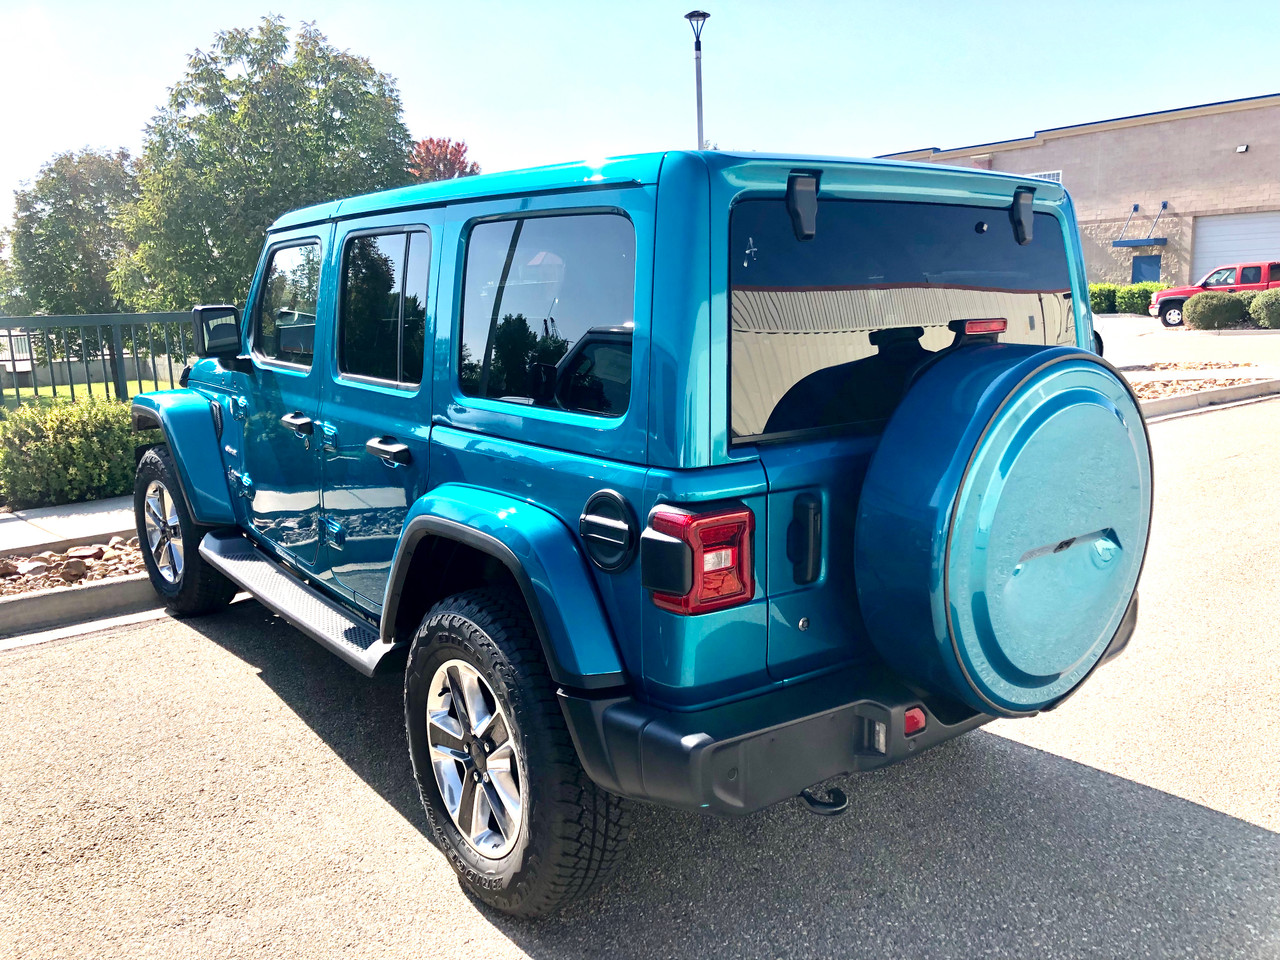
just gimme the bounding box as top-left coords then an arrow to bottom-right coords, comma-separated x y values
787,493 -> 823,585
365,436 -> 411,466
280,411 -> 313,435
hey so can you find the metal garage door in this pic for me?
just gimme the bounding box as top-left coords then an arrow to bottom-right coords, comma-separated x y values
1191,211 -> 1280,281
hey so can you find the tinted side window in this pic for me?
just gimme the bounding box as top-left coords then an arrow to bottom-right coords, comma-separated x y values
1240,266 -> 1262,284
256,242 -> 321,367
458,214 -> 635,417
1270,264 -> 1280,283
1205,268 -> 1236,286
340,230 -> 430,384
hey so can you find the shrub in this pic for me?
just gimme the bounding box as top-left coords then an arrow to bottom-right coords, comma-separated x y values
1089,283 -> 1118,314
1237,290 -> 1260,314
1250,289 -> 1280,329
1183,292 -> 1247,330
1115,281 -> 1167,314
0,399 -> 158,509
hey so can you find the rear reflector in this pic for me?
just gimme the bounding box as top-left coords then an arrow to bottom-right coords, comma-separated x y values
904,706 -> 927,736
964,318 -> 1007,335
649,504 -> 755,615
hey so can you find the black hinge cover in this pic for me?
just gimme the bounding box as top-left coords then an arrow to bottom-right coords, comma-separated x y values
640,527 -> 693,596
786,172 -> 820,241
579,490 -> 638,573
1010,186 -> 1035,245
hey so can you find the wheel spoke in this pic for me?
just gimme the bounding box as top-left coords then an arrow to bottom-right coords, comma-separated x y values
446,665 -> 473,734
457,667 -> 492,737
457,771 -> 479,838
428,709 -> 467,754
163,488 -> 180,526
483,781 -> 514,840
486,714 -> 509,748
144,498 -> 164,532
169,538 -> 184,577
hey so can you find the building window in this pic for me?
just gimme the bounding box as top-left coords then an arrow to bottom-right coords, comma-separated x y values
1024,170 -> 1062,183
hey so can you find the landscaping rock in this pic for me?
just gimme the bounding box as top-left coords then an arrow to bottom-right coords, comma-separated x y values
66,545 -> 105,561
60,558 -> 88,582
0,559 -> 18,578
108,536 -> 126,548
16,560 -> 49,576
127,537 -> 140,548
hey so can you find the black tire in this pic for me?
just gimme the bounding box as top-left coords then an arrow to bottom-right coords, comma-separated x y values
134,445 -> 236,617
404,588 -> 631,917
1159,301 -> 1185,327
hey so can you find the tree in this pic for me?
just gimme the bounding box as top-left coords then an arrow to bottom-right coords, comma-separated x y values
7,148 -> 136,316
408,137 -> 481,183
113,17 -> 413,312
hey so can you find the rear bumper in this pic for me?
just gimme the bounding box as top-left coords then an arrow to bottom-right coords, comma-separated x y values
558,665 -> 991,816
560,592 -> 1140,816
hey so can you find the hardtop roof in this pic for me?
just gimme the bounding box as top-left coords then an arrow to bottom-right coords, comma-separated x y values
269,150 -> 1066,232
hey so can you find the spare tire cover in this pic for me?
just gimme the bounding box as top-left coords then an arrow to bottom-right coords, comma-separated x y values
854,344 -> 1152,716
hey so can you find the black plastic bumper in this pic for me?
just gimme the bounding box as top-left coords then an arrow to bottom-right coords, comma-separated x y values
560,593 -> 1140,817
558,664 -> 992,816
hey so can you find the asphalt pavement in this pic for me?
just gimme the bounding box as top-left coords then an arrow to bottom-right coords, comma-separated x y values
1,400 -> 1278,959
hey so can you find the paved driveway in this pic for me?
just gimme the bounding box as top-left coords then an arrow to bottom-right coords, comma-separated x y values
2,400 -> 1278,959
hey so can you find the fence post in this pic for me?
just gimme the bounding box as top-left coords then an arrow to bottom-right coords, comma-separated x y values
109,323 -> 128,401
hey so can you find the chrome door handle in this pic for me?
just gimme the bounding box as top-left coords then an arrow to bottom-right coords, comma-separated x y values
365,436 -> 411,466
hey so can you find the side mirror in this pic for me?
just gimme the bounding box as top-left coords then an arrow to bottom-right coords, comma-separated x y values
192,304 -> 241,358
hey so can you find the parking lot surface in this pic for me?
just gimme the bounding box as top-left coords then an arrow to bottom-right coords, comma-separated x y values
2,400 -> 1278,959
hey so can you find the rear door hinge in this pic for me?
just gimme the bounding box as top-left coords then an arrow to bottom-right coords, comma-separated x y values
227,469 -> 254,500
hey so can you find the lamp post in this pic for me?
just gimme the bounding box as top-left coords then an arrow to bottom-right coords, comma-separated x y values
685,10 -> 709,149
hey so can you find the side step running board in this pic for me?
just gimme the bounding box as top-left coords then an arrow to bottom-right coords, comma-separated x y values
199,531 -> 401,677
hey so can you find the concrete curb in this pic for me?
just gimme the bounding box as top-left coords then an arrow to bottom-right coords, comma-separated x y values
0,573 -> 160,640
1140,378 -> 1280,418
0,528 -> 136,560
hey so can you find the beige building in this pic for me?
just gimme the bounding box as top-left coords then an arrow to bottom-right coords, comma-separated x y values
884,93 -> 1280,285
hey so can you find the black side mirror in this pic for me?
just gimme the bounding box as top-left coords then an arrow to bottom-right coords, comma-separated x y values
192,304 -> 241,358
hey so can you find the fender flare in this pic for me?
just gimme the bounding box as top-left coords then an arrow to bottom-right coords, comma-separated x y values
131,391 -> 236,526
382,485 -> 627,691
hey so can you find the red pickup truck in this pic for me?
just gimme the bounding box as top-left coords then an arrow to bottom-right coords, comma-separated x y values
1150,261 -> 1280,326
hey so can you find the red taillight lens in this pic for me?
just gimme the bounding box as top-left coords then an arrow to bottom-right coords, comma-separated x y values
904,706 -> 927,736
649,505 -> 755,615
964,318 -> 1007,335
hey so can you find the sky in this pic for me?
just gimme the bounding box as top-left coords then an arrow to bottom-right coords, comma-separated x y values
1,0 -> 1277,232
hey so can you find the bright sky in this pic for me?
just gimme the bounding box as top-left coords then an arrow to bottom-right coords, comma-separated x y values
1,0 -> 1276,232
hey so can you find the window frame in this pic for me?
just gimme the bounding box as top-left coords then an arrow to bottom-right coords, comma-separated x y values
251,237 -> 324,372
334,224 -> 432,389
454,208 -> 638,419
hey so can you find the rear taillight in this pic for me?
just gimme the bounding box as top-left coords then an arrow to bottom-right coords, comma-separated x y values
644,504 -> 755,615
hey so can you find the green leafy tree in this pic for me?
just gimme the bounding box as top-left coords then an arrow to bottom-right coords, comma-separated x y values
7,148 -> 136,316
114,17 -> 413,312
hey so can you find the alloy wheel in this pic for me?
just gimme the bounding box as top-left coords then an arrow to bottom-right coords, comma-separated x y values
426,659 -> 524,859
143,480 -> 184,584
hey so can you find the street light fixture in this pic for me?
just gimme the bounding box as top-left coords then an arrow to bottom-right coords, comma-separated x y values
685,10 -> 710,150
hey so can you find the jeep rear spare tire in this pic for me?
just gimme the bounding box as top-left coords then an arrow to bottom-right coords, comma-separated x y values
854,345 -> 1152,716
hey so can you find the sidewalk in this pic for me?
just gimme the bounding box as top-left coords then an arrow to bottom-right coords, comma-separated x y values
0,496 -> 134,558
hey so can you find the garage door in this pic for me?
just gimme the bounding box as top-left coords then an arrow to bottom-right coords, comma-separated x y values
1191,211 -> 1280,281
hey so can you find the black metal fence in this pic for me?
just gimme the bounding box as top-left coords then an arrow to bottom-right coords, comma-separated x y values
0,313 -> 194,407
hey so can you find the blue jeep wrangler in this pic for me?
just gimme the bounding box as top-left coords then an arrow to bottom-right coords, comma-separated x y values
131,152 -> 1152,916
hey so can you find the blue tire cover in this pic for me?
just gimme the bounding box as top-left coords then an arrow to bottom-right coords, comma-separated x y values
854,344 -> 1152,716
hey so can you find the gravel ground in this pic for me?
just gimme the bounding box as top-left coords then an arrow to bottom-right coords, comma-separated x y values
0,538 -> 145,598
1130,377 -> 1265,400
1,400 -> 1278,959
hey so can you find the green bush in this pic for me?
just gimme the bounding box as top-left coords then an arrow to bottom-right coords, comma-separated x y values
1250,289 -> 1280,329
0,399 -> 158,509
1115,282 -> 1167,314
1183,292 -> 1247,330
1237,290 -> 1260,314
1089,283 -> 1118,314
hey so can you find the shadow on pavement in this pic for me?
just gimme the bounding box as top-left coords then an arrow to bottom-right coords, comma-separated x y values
191,601 -> 1280,959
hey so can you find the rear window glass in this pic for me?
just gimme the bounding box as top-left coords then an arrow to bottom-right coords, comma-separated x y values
458,213 -> 635,418
730,199 -> 1073,441
1240,266 -> 1262,284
